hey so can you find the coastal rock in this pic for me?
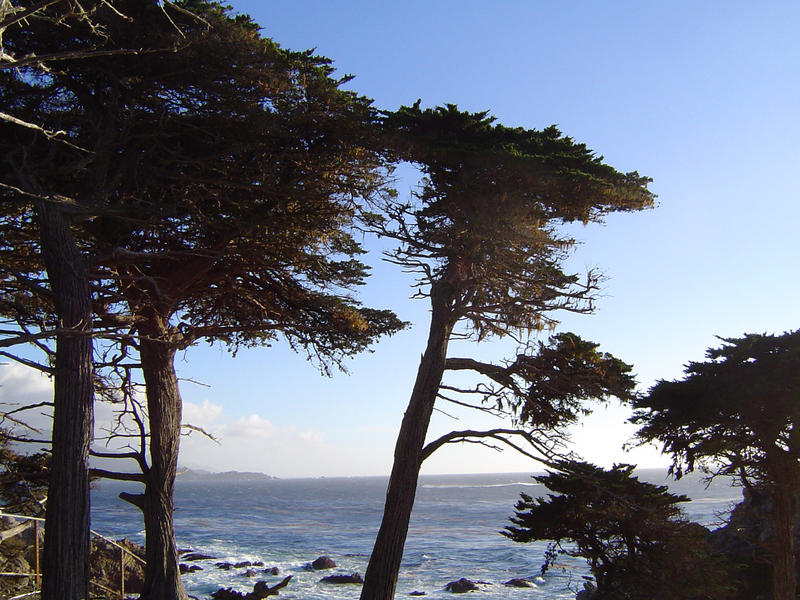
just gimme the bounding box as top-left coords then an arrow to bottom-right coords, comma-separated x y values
445,578 -> 480,593
410,591 -> 426,596
504,578 -> 533,588
180,563 -> 203,574
89,538 -> 145,594
320,572 -> 364,584
211,588 -> 243,600
0,554 -> 31,585
263,566 -> 280,575
212,575 -> 293,599
253,561 -> 265,567
253,576 -> 292,597
216,562 -> 234,570
311,556 -> 337,570
182,552 -> 215,561
235,560 -> 254,568
244,569 -> 258,577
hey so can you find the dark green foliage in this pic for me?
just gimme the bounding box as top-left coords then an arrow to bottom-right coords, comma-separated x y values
631,330 -> 800,482
631,331 -> 800,599
507,332 -> 637,428
1,0 -> 405,364
505,461 -> 734,599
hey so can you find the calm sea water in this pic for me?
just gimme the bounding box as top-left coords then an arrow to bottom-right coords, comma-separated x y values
90,470 -> 742,600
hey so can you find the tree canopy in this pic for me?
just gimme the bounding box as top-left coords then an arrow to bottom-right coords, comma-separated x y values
505,461 -> 733,600
631,330 -> 800,600
631,331 -> 800,483
2,0 -> 403,363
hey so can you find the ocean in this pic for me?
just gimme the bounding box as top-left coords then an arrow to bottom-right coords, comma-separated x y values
90,470 -> 743,600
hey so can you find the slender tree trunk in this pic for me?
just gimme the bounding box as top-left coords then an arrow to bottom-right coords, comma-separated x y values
770,482 -> 796,600
36,202 -> 94,600
137,330 -> 187,600
361,283 -> 455,600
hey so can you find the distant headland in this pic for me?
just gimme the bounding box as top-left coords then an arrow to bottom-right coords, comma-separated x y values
176,469 -> 276,481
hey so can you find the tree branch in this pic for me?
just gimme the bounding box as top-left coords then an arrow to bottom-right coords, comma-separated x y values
88,468 -> 145,483
421,427 -> 567,468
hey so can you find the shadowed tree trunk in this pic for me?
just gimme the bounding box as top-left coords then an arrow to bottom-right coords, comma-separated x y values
137,325 -> 187,600
769,453 -> 797,600
36,201 -> 93,600
361,283 -> 456,600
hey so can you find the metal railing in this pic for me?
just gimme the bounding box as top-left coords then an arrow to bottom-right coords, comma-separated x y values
0,511 -> 145,599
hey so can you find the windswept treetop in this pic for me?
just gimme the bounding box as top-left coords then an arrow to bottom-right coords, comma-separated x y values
372,102 -> 655,338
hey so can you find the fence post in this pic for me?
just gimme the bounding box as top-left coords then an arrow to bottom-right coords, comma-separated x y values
33,520 -> 40,589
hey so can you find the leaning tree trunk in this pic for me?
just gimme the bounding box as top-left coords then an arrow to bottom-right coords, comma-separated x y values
36,201 -> 94,600
137,329 -> 187,600
361,283 -> 455,600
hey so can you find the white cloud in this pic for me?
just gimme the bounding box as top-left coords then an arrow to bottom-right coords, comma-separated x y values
224,413 -> 276,440
182,399 -> 223,428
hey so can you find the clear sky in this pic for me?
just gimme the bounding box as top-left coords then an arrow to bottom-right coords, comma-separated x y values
2,1 -> 799,478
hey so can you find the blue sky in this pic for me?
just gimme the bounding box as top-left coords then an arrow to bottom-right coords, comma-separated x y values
3,1 -> 799,477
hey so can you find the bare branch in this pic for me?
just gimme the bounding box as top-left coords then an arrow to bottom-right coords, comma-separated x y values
89,468 -> 145,483
421,427 -> 569,468
181,423 -> 218,443
0,112 -> 90,153
0,350 -> 53,374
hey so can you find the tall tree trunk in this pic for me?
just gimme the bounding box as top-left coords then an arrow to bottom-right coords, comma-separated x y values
770,481 -> 797,600
137,330 -> 187,600
361,283 -> 455,600
36,202 -> 94,600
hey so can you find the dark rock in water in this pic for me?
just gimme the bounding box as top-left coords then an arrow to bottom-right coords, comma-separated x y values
263,566 -> 280,576
235,560 -> 253,568
212,575 -> 292,599
182,552 -> 216,561
320,573 -> 364,584
211,587 -> 244,600
216,561 -> 234,570
311,555 -> 337,570
253,561 -> 265,567
179,563 -> 203,574
253,575 -> 292,597
410,591 -> 426,596
244,569 -> 258,577
445,578 -> 480,593
504,578 -> 533,588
